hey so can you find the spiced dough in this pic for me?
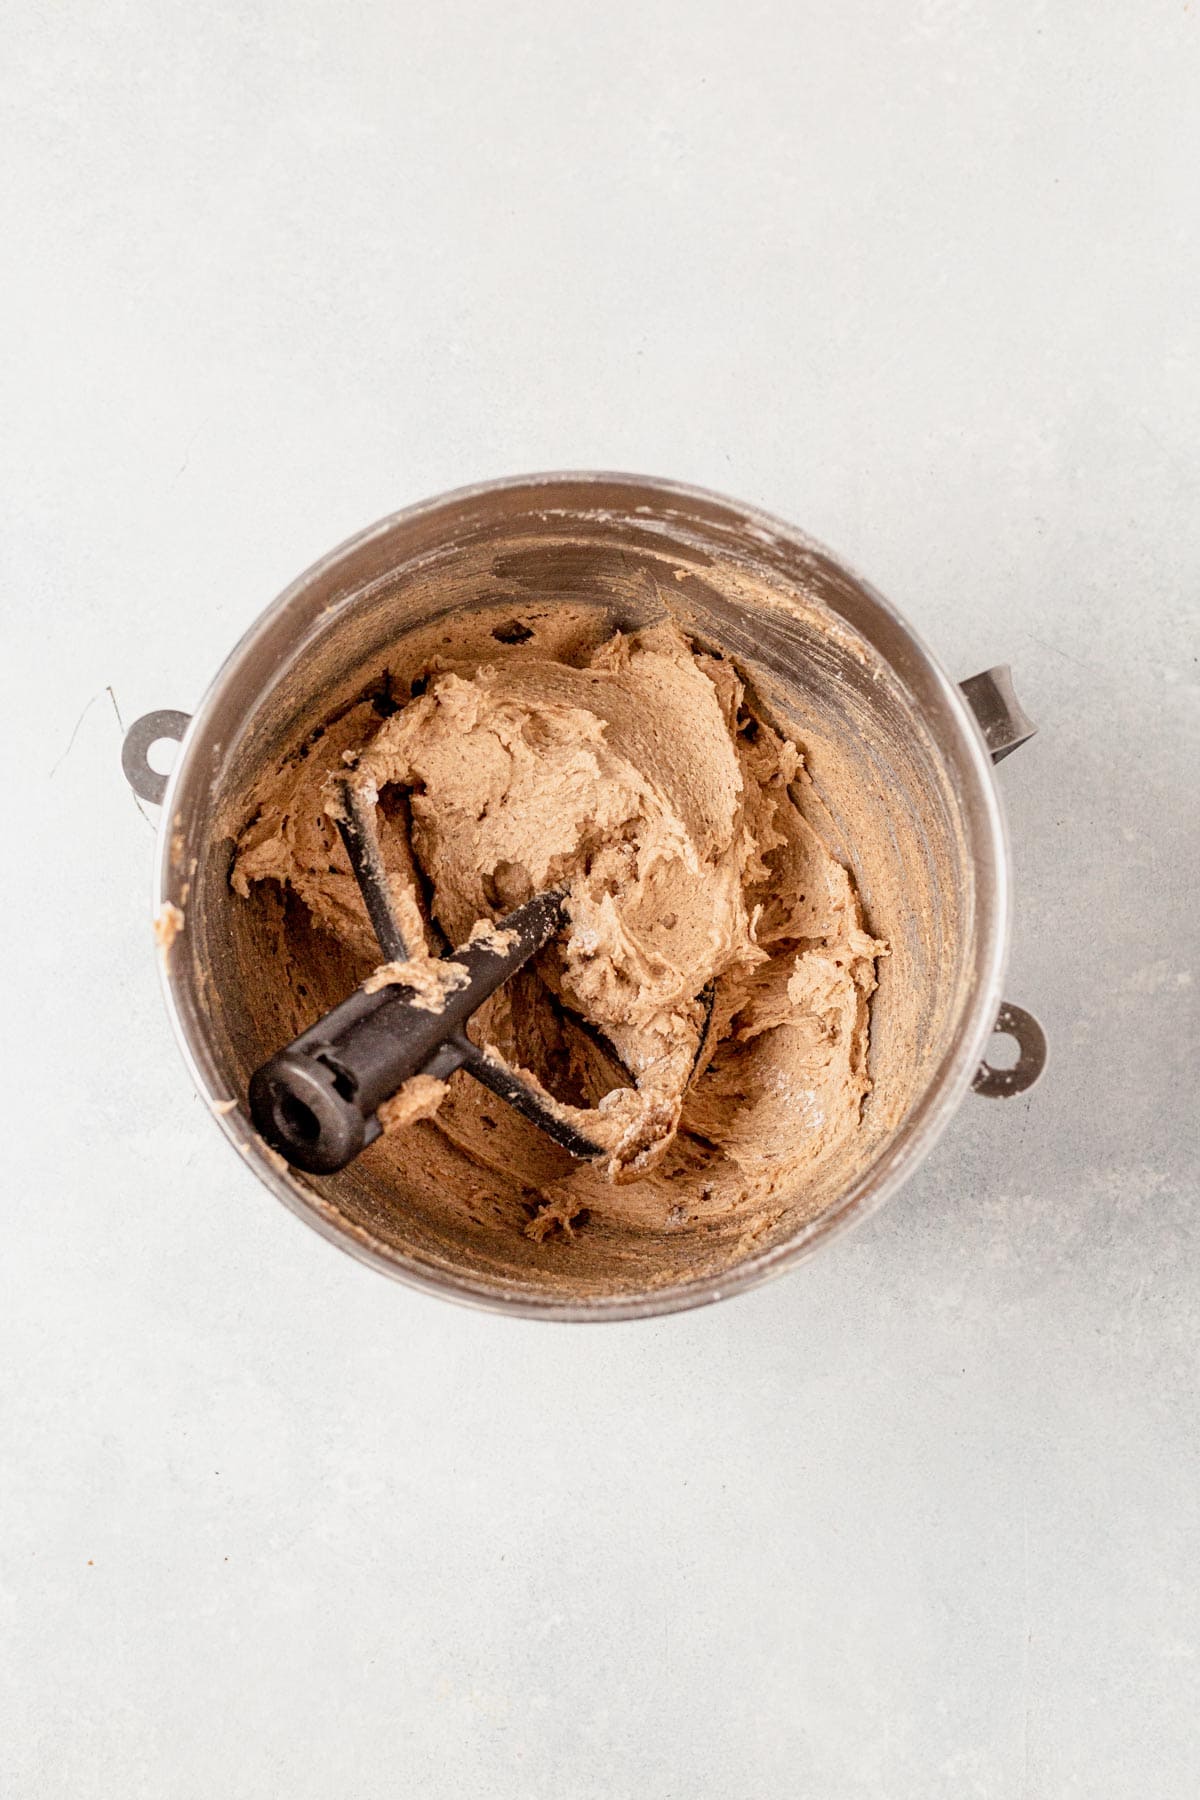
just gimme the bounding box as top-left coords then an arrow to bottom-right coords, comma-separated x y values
232,618 -> 884,1242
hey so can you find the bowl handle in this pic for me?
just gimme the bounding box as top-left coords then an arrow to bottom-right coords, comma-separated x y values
959,664 -> 1036,762
121,709 -> 192,806
960,665 -> 1046,1095
972,1001 -> 1047,1098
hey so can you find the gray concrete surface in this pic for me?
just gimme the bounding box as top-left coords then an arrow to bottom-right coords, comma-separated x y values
2,2 -> 1197,1795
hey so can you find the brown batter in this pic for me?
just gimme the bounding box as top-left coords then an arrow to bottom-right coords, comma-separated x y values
232,618 -> 884,1244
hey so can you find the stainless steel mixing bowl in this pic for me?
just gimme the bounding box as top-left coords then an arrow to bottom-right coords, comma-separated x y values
123,474 -> 1044,1319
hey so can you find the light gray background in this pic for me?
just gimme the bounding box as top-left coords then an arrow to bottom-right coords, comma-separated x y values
3,2 -> 1197,1795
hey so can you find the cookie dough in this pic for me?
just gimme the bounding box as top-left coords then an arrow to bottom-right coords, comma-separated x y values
232,618 -> 884,1239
